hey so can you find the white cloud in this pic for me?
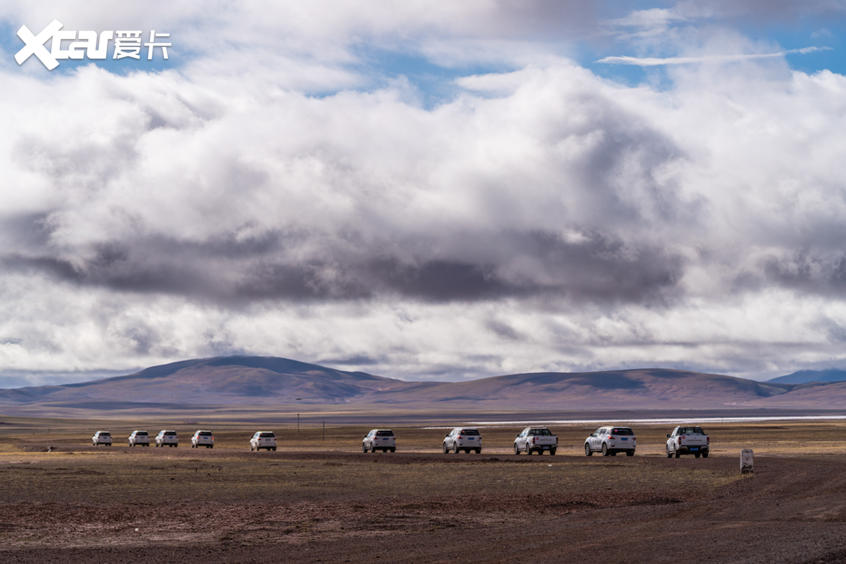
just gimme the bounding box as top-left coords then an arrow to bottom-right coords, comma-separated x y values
597,46 -> 831,66
2,3 -> 846,385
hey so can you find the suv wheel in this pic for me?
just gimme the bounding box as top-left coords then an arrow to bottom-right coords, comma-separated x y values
514,443 -> 520,455
585,444 -> 592,456
601,443 -> 609,456
702,449 -> 709,458
626,450 -> 634,457
550,448 -> 556,456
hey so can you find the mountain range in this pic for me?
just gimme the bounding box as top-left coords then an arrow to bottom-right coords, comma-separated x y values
1,355 -> 845,412
768,369 -> 846,385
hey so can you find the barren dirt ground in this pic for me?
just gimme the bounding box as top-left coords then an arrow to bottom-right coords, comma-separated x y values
2,418 -> 846,563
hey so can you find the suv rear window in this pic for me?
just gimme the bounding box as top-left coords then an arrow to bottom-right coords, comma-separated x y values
164,431 -> 176,436
136,432 -> 147,436
100,432 -> 110,437
259,432 -> 275,438
679,427 -> 704,434
460,429 -> 480,435
198,432 -> 212,436
611,428 -> 633,435
529,428 -> 552,436
376,430 -> 394,436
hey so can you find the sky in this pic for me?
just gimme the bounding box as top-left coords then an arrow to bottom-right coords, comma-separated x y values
2,1 -> 846,387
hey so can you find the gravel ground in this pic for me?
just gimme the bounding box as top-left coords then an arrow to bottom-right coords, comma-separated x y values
2,448 -> 846,563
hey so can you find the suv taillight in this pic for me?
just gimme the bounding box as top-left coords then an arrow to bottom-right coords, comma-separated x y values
608,436 -> 615,440
706,436 -> 710,444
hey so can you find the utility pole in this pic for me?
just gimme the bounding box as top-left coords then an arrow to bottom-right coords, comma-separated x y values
295,397 -> 302,434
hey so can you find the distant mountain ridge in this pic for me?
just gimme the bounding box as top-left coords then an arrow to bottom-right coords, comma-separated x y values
0,356 -> 845,411
769,369 -> 846,385
0,356 -> 404,406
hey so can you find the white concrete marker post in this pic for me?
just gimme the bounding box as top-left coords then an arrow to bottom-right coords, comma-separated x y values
741,449 -> 754,474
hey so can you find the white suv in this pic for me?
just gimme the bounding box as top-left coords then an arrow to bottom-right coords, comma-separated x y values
128,430 -> 150,447
442,427 -> 482,454
191,430 -> 214,449
362,429 -> 396,453
584,426 -> 636,456
155,430 -> 178,448
250,431 -> 277,451
514,427 -> 557,455
92,431 -> 112,447
666,426 -> 710,458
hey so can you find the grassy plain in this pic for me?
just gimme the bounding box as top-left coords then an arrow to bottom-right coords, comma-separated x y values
2,415 -> 846,562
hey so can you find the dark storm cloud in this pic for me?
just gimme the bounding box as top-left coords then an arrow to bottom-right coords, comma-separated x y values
762,251 -> 846,296
0,221 -> 684,306
367,258 -> 515,301
485,318 -> 524,341
484,0 -> 600,37
702,0 -> 846,20
507,230 -> 683,303
362,229 -> 683,304
3,254 -> 81,282
0,212 -> 54,248
0,50 -> 697,310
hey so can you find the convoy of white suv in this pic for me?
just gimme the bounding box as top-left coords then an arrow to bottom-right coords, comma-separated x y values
87,424 -> 714,458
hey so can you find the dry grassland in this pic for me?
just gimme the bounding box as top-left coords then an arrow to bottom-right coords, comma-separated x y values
1,415 -> 846,562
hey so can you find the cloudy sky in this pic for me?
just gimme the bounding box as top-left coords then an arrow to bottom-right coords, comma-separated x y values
2,1 -> 846,387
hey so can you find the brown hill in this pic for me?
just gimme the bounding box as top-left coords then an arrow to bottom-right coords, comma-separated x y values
0,356 -> 827,411
0,356 -> 406,407
370,368 -> 790,409
744,380 -> 846,409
